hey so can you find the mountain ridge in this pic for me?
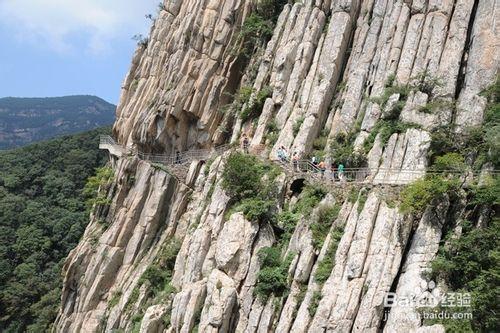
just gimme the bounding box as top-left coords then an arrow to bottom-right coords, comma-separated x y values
0,95 -> 115,149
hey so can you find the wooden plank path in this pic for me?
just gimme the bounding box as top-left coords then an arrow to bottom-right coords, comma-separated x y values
99,135 -> 498,187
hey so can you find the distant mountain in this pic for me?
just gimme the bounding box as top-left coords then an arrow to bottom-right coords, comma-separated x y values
0,95 -> 116,149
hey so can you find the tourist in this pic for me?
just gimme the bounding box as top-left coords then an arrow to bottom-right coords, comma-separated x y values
292,152 -> 299,171
175,151 -> 181,164
330,163 -> 336,182
318,160 -> 326,178
338,163 -> 345,181
243,136 -> 249,153
281,146 -> 289,162
241,134 -> 249,153
277,146 -> 284,162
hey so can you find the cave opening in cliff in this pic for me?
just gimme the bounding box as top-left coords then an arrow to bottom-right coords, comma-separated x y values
290,178 -> 305,195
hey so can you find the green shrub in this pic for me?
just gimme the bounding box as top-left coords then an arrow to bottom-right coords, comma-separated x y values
108,291 -> 122,307
265,120 -> 279,145
416,80 -> 500,333
150,163 -> 169,173
293,185 -> 327,216
310,204 -> 340,250
312,129 -> 329,152
293,116 -> 305,136
222,153 -> 265,201
292,284 -> 307,317
400,176 -> 458,214
139,239 -> 181,297
266,131 -> 279,145
83,166 -> 114,208
363,120 -> 420,154
258,246 -> 281,267
470,176 -> 499,206
369,84 -> 410,108
308,291 -> 322,316
266,120 -> 278,133
254,247 -> 291,300
234,0 -> 288,58
235,86 -> 253,107
425,79 -> 499,170
203,157 -> 215,176
413,70 -> 443,95
330,131 -> 367,168
347,188 -> 359,203
276,210 -> 300,242
431,153 -> 466,173
481,76 -> 500,102
378,121 -> 419,147
314,227 -> 343,285
430,218 -> 499,332
382,100 -> 405,120
357,190 -> 368,213
385,74 -> 396,87
317,204 -> 341,225
236,13 -> 273,58
427,125 -> 458,162
234,197 -> 275,222
158,239 -> 181,271
131,314 -> 143,333
125,287 -> 140,311
418,99 -> 454,114
222,152 -> 280,223
240,86 -> 272,123
254,0 -> 289,22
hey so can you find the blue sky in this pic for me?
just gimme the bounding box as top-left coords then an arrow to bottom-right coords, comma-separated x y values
0,0 -> 158,104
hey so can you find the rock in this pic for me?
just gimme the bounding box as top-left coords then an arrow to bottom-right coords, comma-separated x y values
215,212 -> 259,283
198,270 -> 237,332
171,280 -> 207,333
373,128 -> 430,185
456,0 -> 499,130
140,305 -> 168,333
384,196 -> 450,332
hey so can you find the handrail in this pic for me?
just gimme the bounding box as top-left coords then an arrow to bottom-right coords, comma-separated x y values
99,135 -> 499,185
100,135 -> 229,166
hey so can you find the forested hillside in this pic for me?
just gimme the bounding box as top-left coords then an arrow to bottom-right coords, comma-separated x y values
0,95 -> 115,149
0,127 -> 110,332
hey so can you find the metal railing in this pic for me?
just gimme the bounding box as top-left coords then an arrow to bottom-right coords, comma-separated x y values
136,145 -> 230,166
100,135 -> 498,185
99,135 -> 117,146
100,135 -> 229,166
275,157 -> 498,185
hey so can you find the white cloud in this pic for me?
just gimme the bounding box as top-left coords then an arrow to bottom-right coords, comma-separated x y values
0,0 -> 158,55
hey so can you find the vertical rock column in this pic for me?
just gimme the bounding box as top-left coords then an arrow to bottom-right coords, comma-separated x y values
456,0 -> 499,129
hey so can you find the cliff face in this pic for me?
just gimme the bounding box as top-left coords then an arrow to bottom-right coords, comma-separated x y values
55,0 -> 498,332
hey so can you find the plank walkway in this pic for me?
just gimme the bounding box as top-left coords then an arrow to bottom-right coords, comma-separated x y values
99,135 -> 497,187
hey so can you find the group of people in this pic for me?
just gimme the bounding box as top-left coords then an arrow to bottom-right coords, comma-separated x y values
277,147 -> 346,182
277,146 -> 290,163
311,156 -> 345,181
240,134 -> 346,182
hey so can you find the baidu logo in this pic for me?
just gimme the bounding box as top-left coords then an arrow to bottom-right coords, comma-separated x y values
384,280 -> 471,308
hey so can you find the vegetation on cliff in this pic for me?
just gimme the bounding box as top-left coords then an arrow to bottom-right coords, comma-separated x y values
430,216 -> 499,332
222,152 -> 280,223
400,79 -> 500,332
0,127 -> 110,332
